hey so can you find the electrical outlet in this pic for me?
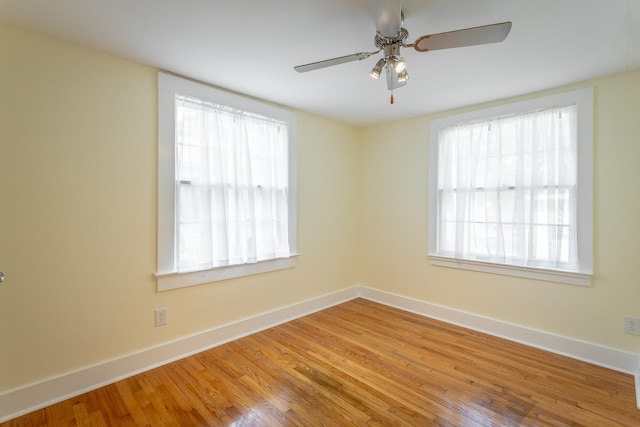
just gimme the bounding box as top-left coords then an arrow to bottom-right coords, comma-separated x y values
155,308 -> 167,327
624,316 -> 640,335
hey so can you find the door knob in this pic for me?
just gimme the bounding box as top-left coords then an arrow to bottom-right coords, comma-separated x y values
0,272 -> 4,283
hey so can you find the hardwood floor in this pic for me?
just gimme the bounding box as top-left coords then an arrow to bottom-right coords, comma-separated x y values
4,298 -> 640,426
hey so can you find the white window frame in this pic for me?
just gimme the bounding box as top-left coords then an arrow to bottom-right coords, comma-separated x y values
428,88 -> 593,286
156,72 -> 298,292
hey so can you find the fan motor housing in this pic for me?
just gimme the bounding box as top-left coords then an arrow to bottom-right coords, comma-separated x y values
374,27 -> 409,49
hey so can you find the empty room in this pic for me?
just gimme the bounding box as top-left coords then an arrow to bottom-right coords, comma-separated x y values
1,0 -> 640,425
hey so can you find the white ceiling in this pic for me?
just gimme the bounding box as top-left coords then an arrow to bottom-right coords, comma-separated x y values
1,0 -> 639,127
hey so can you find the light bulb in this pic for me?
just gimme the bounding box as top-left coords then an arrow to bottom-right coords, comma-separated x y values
391,56 -> 406,73
369,58 -> 385,80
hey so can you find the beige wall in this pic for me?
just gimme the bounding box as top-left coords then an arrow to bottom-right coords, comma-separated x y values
2,22 -> 639,397
0,25 -> 360,394
360,71 -> 640,354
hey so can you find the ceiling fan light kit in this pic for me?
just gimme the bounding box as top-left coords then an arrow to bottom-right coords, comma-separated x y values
294,0 -> 512,104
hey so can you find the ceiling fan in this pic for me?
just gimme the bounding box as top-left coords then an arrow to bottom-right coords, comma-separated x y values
293,0 -> 512,103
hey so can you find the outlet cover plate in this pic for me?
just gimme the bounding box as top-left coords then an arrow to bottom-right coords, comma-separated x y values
155,308 -> 167,327
624,316 -> 640,335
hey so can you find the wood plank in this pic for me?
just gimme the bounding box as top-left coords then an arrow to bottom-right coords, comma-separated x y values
3,298 -> 639,426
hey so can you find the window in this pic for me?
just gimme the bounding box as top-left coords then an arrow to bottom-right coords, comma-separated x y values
428,88 -> 593,286
156,72 -> 297,291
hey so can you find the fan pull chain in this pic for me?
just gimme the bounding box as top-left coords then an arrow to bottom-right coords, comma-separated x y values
390,90 -> 394,104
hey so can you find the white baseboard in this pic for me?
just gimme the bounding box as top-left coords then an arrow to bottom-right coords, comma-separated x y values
2,284 -> 638,422
0,286 -> 359,423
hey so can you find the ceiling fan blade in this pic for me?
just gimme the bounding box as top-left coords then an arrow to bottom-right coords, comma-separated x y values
369,0 -> 402,37
294,51 -> 375,73
413,21 -> 512,52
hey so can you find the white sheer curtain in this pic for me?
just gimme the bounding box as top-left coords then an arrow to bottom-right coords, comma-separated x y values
437,105 -> 579,270
175,95 -> 290,273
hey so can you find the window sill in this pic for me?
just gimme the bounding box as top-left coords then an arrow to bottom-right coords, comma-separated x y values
428,255 -> 591,287
155,254 -> 300,292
